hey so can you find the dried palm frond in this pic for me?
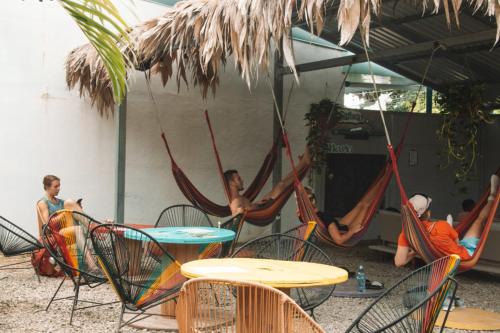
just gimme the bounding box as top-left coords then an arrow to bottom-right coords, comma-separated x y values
66,0 -> 500,115
59,0 -> 136,114
338,0 -> 500,46
66,0 -> 327,114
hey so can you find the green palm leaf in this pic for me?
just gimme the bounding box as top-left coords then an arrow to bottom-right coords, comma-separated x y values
59,0 -> 135,104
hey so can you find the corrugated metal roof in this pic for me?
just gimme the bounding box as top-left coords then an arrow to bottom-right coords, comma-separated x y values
298,1 -> 500,106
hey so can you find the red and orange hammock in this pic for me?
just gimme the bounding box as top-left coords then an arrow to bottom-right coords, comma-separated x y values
294,109 -> 415,247
391,150 -> 500,272
161,111 -> 309,226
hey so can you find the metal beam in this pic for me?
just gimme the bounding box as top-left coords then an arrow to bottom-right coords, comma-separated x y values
115,95 -> 127,224
289,29 -> 497,74
272,45 -> 284,234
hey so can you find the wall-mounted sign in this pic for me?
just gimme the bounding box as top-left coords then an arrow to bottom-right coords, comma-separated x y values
409,149 -> 418,167
327,142 -> 353,153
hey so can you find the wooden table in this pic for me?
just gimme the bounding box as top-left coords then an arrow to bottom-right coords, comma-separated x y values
123,227 -> 236,331
181,258 -> 347,332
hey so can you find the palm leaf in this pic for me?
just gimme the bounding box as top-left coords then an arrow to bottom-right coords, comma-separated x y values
59,0 -> 135,109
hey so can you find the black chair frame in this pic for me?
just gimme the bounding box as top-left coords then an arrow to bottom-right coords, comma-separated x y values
90,224 -> 184,332
0,215 -> 43,281
41,211 -> 118,324
155,204 -> 213,227
345,261 -> 459,333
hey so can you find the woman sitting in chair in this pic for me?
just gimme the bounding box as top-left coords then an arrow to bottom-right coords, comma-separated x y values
395,175 -> 499,267
36,175 -> 82,236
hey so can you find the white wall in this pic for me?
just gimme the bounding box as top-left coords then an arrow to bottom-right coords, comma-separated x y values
0,0 -> 344,240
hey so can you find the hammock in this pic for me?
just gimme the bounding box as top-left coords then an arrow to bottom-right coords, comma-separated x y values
295,101 -> 415,247
161,111 -> 309,226
160,124 -> 278,218
389,147 -> 500,272
360,39 -> 499,271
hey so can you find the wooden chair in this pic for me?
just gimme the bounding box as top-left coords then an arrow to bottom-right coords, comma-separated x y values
176,277 -> 325,333
345,255 -> 460,333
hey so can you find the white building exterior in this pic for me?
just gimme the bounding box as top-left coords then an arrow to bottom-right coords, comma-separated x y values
1,1 -> 498,241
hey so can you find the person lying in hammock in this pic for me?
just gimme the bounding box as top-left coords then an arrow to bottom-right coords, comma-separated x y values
226,149 -> 311,215
395,174 -> 499,267
299,186 -> 363,245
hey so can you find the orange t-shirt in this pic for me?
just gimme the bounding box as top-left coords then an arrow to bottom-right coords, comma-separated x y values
398,220 -> 471,261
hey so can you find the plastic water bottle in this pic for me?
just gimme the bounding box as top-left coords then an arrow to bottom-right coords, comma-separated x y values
446,214 -> 453,226
356,265 -> 366,293
217,221 -> 221,228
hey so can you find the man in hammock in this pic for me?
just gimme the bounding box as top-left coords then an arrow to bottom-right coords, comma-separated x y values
225,150 -> 311,215
394,175 -> 499,267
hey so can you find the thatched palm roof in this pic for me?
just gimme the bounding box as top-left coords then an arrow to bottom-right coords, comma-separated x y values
66,0 -> 500,115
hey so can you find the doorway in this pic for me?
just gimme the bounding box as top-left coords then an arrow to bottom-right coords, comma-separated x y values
324,153 -> 386,217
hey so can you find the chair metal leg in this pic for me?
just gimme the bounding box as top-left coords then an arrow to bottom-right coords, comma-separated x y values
45,276 -> 67,312
116,303 -> 125,333
30,252 -> 41,283
69,277 -> 82,325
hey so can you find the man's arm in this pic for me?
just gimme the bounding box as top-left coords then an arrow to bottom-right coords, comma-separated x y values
395,246 -> 417,267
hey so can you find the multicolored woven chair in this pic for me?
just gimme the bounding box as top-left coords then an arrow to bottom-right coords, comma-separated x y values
232,234 -> 334,318
198,213 -> 246,259
0,215 -> 43,280
176,277 -> 325,333
345,255 -> 460,333
283,221 -> 317,243
155,204 -> 212,227
90,224 -> 186,332
42,210 -> 113,324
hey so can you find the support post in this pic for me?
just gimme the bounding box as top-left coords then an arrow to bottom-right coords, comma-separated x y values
426,86 -> 433,114
272,45 -> 284,234
115,95 -> 127,224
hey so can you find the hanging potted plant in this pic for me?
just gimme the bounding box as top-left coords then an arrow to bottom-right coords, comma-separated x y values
435,84 -> 494,183
304,98 -> 341,173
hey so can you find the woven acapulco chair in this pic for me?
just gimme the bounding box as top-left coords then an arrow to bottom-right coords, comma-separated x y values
155,204 -> 213,227
282,221 -> 317,242
232,234 -> 334,318
90,224 -> 186,332
198,213 -> 246,259
345,255 -> 460,333
0,216 -> 43,280
42,210 -> 116,324
176,277 -> 325,333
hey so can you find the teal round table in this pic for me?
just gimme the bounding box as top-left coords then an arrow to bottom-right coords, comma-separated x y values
124,226 -> 235,244
123,226 -> 235,331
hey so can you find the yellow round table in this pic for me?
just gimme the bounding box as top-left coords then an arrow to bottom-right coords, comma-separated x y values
181,258 -> 348,289
181,258 -> 347,332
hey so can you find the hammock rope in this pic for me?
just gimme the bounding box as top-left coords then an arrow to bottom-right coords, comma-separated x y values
146,73 -> 283,221
361,38 -> 499,271
290,44 -> 437,247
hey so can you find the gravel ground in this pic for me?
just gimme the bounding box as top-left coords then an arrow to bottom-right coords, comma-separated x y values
0,246 -> 498,332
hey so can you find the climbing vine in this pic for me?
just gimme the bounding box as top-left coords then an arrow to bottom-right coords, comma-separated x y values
435,84 -> 493,183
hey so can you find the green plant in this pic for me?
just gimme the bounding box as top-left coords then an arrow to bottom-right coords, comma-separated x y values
304,98 -> 340,172
435,84 -> 493,183
57,0 -> 135,104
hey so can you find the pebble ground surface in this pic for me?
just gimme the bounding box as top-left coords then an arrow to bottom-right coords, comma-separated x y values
0,246 -> 498,332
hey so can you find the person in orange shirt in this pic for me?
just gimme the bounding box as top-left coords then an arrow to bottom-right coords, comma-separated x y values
395,174 -> 499,267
